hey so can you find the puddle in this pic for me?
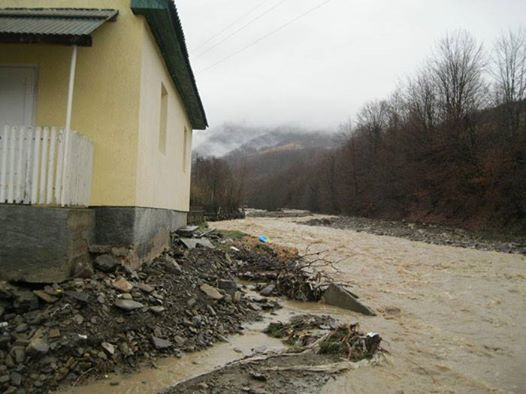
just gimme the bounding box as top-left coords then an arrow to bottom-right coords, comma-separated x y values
58,299 -> 354,394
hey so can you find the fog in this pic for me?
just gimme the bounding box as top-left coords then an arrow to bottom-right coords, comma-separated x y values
178,0 -> 525,131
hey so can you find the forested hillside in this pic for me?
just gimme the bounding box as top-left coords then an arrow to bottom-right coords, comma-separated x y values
192,30 -> 526,232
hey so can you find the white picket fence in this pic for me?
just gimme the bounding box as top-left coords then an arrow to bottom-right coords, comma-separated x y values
0,125 -> 93,206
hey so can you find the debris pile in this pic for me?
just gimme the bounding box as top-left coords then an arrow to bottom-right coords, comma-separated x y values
265,314 -> 383,362
318,323 -> 382,361
231,239 -> 329,301
0,231 -> 281,393
265,314 -> 338,349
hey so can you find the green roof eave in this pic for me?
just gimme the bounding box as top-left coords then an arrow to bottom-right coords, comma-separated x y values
131,0 -> 207,130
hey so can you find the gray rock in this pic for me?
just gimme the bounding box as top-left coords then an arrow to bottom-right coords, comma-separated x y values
101,342 -> 115,355
218,279 -> 237,294
200,284 -> 223,300
259,284 -> 275,297
64,291 -> 90,304
94,254 -> 120,273
136,283 -> 155,293
321,284 -> 376,316
71,261 -> 94,279
33,290 -> 57,304
149,306 -> 165,314
114,299 -> 144,311
10,371 -> 22,386
26,337 -> 49,356
151,336 -> 172,350
180,238 -> 214,250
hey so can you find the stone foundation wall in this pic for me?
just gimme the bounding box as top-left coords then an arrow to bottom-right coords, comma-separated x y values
0,206 -> 94,283
0,205 -> 187,282
93,206 -> 187,268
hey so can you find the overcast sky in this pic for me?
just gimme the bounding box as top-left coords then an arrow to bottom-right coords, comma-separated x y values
177,0 -> 526,130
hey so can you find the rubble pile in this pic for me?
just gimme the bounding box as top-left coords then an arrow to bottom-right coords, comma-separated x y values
265,314 -> 338,348
0,233 -> 276,393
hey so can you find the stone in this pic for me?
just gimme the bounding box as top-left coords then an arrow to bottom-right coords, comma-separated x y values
101,342 -> 115,355
136,283 -> 155,293
119,293 -> 133,300
48,328 -> 61,339
218,279 -> 238,294
149,306 -> 165,314
233,291 -> 242,303
33,290 -> 57,304
10,371 -> 22,386
64,291 -> 90,304
250,372 -> 267,382
12,289 -> 39,312
259,284 -> 275,297
176,226 -> 199,237
74,314 -> 84,325
114,299 -> 144,311
180,238 -> 214,250
10,347 -> 25,364
71,260 -> 94,278
151,336 -> 172,350
321,284 -> 376,316
112,278 -> 133,293
26,337 -> 49,356
163,256 -> 182,273
200,284 -> 223,300
94,254 -> 120,273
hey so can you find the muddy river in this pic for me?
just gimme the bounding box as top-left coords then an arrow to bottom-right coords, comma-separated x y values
212,215 -> 526,393
62,214 -> 525,393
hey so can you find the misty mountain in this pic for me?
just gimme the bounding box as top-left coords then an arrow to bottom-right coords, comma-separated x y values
193,123 -> 337,158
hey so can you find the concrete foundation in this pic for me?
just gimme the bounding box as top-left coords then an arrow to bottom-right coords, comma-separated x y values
93,206 -> 187,268
0,205 -> 94,283
0,205 -> 187,282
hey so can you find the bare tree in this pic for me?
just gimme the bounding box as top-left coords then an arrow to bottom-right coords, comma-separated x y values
405,67 -> 438,134
356,100 -> 390,154
491,28 -> 526,137
432,30 -> 486,125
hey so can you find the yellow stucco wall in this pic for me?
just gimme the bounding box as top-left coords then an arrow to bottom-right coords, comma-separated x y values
0,0 -> 194,211
136,25 -> 193,211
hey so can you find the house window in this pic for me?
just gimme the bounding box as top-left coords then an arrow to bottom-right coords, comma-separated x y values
183,127 -> 188,172
159,83 -> 168,154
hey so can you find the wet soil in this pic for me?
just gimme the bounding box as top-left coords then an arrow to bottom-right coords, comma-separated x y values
164,352 -> 340,394
212,215 -> 526,393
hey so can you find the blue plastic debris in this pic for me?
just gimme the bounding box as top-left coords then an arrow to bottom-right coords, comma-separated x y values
258,235 -> 269,243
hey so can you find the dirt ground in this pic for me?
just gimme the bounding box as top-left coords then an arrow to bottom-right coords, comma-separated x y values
211,215 -> 526,393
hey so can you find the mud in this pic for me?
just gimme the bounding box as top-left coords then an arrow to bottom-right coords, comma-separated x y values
212,215 -> 526,393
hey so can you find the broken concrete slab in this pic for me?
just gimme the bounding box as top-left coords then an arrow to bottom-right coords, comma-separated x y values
180,238 -> 215,250
321,284 -> 376,316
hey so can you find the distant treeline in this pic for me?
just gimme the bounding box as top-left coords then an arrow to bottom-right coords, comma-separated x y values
193,29 -> 526,232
